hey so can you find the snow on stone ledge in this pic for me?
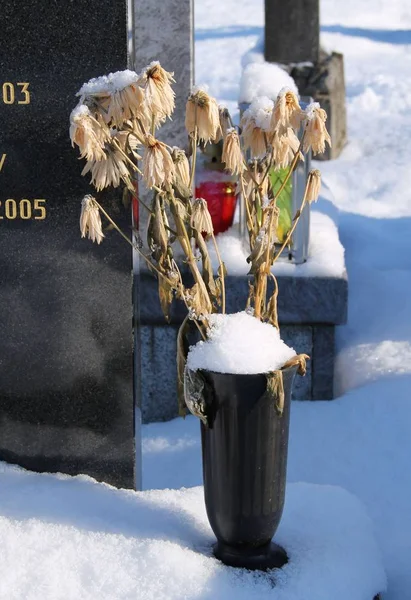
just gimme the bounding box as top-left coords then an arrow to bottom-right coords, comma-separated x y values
239,62 -> 298,104
208,207 -> 345,279
239,35 -> 298,103
187,312 -> 296,374
0,464 -> 386,600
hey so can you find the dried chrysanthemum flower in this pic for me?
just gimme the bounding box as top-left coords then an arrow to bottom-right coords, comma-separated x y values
240,97 -> 274,157
81,149 -> 133,191
70,105 -> 107,161
190,198 -> 214,238
77,70 -> 151,128
272,128 -> 302,170
303,102 -> 332,155
185,87 -> 220,143
138,61 -> 175,124
269,88 -> 304,135
79,195 -> 104,244
171,147 -> 191,188
241,114 -> 267,158
108,85 -> 148,128
116,82 -> 149,125
305,169 -> 321,203
143,134 -> 175,189
222,128 -> 244,175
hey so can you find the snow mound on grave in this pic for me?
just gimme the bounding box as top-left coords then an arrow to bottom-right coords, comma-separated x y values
238,35 -> 298,104
239,62 -> 298,104
206,207 -> 345,278
0,464 -> 386,600
187,311 -> 296,374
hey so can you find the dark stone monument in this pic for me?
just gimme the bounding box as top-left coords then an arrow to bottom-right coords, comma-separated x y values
265,0 -> 319,64
0,0 -> 139,489
265,0 -> 347,159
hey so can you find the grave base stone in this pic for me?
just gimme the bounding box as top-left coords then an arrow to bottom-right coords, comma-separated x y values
140,269 -> 348,423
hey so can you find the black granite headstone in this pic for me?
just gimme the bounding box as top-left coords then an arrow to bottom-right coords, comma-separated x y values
0,1 -> 137,488
265,0 -> 319,64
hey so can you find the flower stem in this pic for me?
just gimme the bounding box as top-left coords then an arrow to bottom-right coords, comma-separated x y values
271,184 -> 309,265
189,126 -> 198,191
94,200 -> 175,287
211,233 -> 226,314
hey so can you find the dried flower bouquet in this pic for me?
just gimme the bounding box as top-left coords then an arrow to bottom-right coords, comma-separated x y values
70,61 -> 331,413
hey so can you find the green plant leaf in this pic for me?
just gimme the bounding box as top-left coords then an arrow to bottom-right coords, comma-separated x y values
270,167 -> 292,243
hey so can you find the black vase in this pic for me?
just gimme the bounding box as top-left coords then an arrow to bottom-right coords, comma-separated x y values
191,365 -> 297,571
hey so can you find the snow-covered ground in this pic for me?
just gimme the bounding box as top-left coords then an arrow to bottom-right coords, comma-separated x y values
0,463 -> 386,600
1,0 -> 411,598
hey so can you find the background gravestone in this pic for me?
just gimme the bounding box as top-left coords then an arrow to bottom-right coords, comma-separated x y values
265,0 -> 347,159
133,0 -> 194,422
0,0 -> 139,489
134,0 -> 194,151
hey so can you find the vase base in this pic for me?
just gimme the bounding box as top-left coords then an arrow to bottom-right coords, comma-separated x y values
213,540 -> 288,571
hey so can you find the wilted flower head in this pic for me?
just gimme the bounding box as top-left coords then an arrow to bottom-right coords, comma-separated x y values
109,83 -> 148,128
79,195 -> 104,244
305,169 -> 321,203
76,70 -> 149,127
138,61 -> 175,124
303,102 -> 331,155
171,147 -> 191,188
143,134 -> 175,189
272,128 -> 302,170
185,86 -> 220,143
240,97 -> 273,158
190,198 -> 214,238
240,114 -> 266,158
81,149 -> 132,191
69,104 -> 107,161
270,88 -> 304,135
222,128 -> 244,175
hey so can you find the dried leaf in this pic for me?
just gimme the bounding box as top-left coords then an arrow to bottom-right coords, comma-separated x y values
183,366 -> 209,427
246,282 -> 255,310
176,315 -> 190,417
217,262 -> 227,278
122,186 -> 131,209
246,231 -> 269,275
158,277 -> 173,323
194,230 -> 218,303
266,370 -> 285,416
282,353 -> 310,376
264,274 -> 279,329
148,195 -> 170,266
172,180 -> 192,204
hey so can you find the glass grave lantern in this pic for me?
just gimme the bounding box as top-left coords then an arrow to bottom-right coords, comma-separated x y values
195,141 -> 238,236
238,97 -> 312,264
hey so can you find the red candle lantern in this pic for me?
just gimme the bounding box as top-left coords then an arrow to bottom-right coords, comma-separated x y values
195,181 -> 237,236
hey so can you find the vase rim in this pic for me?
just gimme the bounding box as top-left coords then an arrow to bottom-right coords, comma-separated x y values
188,363 -> 298,378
